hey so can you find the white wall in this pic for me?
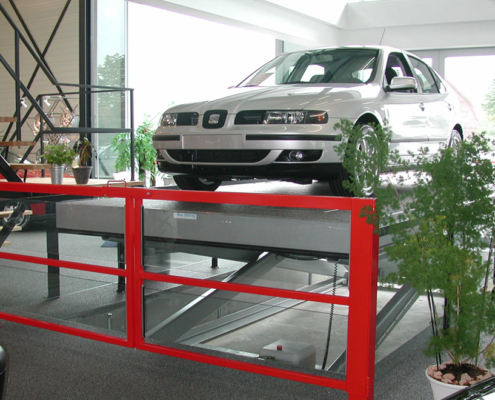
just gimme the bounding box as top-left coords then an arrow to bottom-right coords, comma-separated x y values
342,0 -> 495,50
129,0 -> 341,48
128,0 -> 495,51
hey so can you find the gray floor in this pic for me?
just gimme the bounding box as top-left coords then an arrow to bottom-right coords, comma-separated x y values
0,318 -> 437,399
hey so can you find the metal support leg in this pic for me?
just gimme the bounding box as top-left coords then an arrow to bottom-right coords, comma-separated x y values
46,202 -> 60,299
117,241 -> 125,293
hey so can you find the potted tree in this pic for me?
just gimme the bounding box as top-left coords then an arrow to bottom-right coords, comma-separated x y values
335,120 -> 495,399
42,138 -> 76,184
72,137 -> 94,184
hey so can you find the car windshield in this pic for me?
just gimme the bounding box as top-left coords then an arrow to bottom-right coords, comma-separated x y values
238,48 -> 379,87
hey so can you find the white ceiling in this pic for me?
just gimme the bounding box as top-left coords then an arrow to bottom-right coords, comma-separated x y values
264,0 -> 495,30
132,0 -> 495,50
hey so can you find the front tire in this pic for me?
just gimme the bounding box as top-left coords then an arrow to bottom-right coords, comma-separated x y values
329,124 -> 378,197
173,176 -> 222,191
448,129 -> 462,148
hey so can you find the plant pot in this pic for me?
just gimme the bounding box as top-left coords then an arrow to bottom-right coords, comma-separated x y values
50,164 -> 65,184
426,368 -> 467,400
73,166 -> 93,184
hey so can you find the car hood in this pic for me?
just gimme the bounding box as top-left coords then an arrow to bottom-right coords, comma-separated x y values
167,84 -> 380,114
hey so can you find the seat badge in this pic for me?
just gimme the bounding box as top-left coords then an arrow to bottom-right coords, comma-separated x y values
208,114 -> 221,125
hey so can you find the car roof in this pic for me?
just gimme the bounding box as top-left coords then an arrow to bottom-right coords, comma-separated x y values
282,45 -> 416,58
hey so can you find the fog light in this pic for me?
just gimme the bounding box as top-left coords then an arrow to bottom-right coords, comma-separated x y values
289,151 -> 306,161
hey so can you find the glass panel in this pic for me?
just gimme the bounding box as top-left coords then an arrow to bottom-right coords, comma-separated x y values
0,261 -> 126,337
445,55 -> 495,135
143,281 -> 348,376
0,196 -> 124,269
142,201 -> 351,292
127,2 -> 275,128
94,0 -> 127,178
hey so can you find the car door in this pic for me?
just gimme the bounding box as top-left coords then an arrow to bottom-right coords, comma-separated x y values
408,56 -> 452,153
382,52 -> 430,160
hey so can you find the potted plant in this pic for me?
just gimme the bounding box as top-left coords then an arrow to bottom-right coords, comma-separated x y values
72,137 -> 94,184
110,119 -> 157,186
42,138 -> 76,184
335,120 -> 495,399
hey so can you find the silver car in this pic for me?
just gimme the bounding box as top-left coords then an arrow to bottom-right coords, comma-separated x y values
153,46 -> 463,194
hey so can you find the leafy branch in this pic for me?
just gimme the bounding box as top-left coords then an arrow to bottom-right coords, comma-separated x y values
334,119 -> 495,369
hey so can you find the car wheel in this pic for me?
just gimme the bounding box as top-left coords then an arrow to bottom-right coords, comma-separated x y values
329,124 -> 377,197
449,129 -> 462,147
1,202 -> 31,230
173,176 -> 222,191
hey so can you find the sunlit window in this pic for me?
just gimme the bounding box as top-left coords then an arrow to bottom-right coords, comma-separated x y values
128,3 -> 275,127
445,55 -> 495,135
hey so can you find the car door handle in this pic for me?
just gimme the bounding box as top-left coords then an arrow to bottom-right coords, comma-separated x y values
419,102 -> 425,111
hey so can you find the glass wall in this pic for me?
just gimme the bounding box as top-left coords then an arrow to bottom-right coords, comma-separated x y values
93,1 -> 276,180
414,48 -> 495,138
94,0 -> 127,178
444,55 -> 495,135
127,2 -> 275,129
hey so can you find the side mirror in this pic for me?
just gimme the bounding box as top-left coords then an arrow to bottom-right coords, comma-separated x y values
387,76 -> 417,92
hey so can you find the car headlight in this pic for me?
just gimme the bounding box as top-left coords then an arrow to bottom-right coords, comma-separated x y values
263,110 -> 328,124
159,112 -> 199,127
160,113 -> 178,127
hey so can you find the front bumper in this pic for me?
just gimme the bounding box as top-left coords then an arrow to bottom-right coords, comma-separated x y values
157,157 -> 343,181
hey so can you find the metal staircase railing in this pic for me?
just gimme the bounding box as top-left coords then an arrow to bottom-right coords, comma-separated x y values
0,0 -> 136,182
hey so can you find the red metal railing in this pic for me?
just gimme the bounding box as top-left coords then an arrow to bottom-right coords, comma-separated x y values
0,182 -> 378,400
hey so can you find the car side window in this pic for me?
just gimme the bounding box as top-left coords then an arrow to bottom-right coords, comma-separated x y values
385,53 -> 415,90
409,57 -> 440,94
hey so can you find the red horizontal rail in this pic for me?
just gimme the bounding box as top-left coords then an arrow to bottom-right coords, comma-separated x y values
140,341 -> 347,390
140,270 -> 350,306
0,182 -> 351,210
0,311 -> 129,347
0,251 -> 127,277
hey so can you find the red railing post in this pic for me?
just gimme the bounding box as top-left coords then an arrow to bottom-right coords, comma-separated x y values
346,198 -> 379,400
125,196 -> 144,348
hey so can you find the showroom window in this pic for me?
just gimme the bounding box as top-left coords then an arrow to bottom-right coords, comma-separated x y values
94,0 -> 127,178
414,48 -> 495,136
445,54 -> 495,134
127,2 -> 275,129
93,1 -> 275,178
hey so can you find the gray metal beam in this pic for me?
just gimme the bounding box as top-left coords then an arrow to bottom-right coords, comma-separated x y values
328,283 -> 418,374
146,252 -> 285,341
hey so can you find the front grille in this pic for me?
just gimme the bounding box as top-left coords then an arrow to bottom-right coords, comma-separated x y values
177,112 -> 199,126
235,110 -> 265,125
167,150 -> 270,163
